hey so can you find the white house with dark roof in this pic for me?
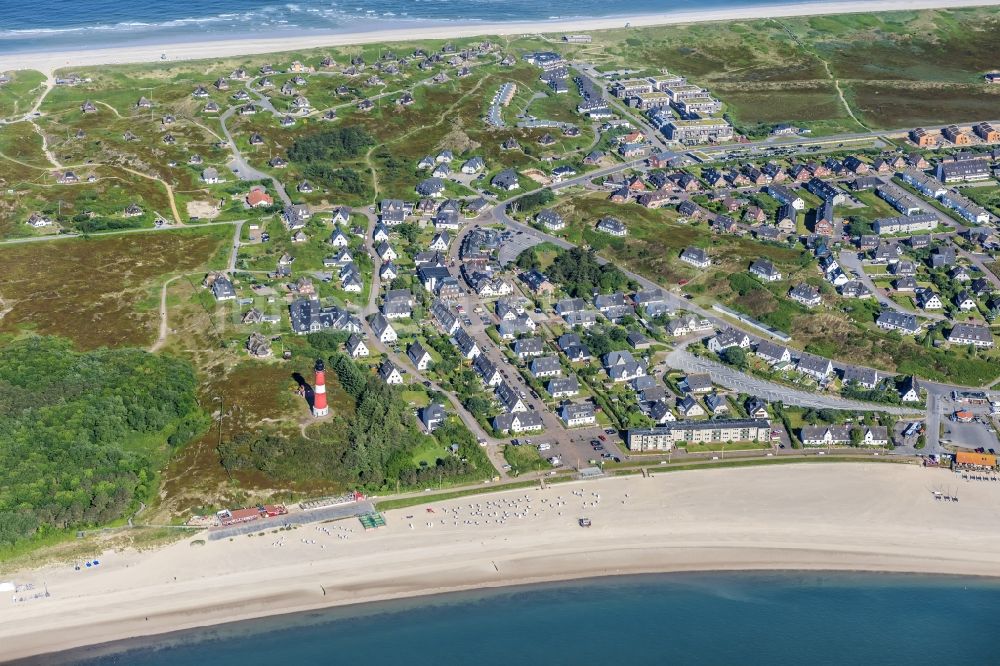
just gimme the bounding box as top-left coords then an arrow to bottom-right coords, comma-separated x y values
491,169 -> 520,191
788,283 -> 821,307
547,376 -> 580,398
370,313 -> 397,344
876,311 -> 919,335
407,341 -> 433,370
342,273 -> 363,293
755,340 -> 791,366
210,275 -> 236,301
513,337 -> 544,359
417,177 -> 446,197
677,395 -> 705,417
796,354 -> 833,380
530,355 -> 563,378
767,184 -> 804,210
474,355 -> 504,386
331,206 -> 351,225
898,376 -> 921,403
536,209 -> 565,231
841,366 -> 881,390
560,403 -> 596,427
324,227 -> 347,248
379,360 -> 404,385
650,400 -> 677,424
915,288 -> 942,310
421,403 -> 447,432
429,232 -> 450,251
750,259 -> 782,282
707,328 -> 751,353
462,156 -> 485,174
379,262 -> 398,281
948,323 -> 994,347
453,328 -> 481,360
596,216 -> 627,236
376,241 -> 398,262
679,246 -> 710,269
493,411 -> 544,434
496,381 -> 527,413
346,333 -> 369,358
954,290 -> 977,312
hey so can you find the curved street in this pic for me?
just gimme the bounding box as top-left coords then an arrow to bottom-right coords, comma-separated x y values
665,348 -> 923,415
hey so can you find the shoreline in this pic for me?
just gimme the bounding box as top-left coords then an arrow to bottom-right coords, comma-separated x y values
4,463 -> 1000,662
43,566 -> 1000,665
1,0 -> 999,75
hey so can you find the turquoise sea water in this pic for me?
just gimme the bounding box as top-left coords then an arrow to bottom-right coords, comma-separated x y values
0,0 -> 826,54
39,572 -> 1000,665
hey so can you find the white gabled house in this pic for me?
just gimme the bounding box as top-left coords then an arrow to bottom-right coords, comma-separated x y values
346,333 -> 369,358
370,313 -> 397,344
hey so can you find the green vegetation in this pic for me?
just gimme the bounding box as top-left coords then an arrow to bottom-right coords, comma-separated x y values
0,70 -> 46,118
5,8 -> 1000,557
0,226 -> 230,349
301,165 -> 372,198
218,353 -> 495,491
287,126 -> 375,163
503,444 -> 552,475
0,337 -> 205,549
374,479 -> 545,511
571,8 -> 1000,132
726,272 -> 809,333
512,190 -> 555,217
545,246 -> 633,297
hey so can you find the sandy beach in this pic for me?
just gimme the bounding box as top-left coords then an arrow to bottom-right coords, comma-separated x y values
2,462 -> 1000,662
2,0 -> 1000,75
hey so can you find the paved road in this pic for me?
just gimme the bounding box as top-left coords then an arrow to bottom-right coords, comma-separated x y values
356,214 -> 512,477
572,64 -> 670,153
665,348 -> 923,415
218,105 -> 291,206
955,244 -> 1000,289
837,250 -> 946,322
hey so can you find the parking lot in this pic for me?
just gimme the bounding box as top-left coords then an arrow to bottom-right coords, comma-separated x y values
530,426 -> 626,471
942,420 -> 999,453
497,230 -> 543,265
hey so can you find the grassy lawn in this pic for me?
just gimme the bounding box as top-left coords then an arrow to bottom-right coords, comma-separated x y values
410,437 -> 452,468
400,389 -> 431,408
0,70 -> 46,117
503,444 -> 552,475
961,185 -> 1000,216
685,441 -> 772,453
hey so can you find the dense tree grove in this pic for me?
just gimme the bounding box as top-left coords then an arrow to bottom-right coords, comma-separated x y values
72,215 -> 144,233
341,367 -> 423,487
287,126 -> 375,162
547,247 -> 633,297
218,353 -> 495,491
511,189 -> 554,215
329,353 -> 493,489
302,165 -> 371,196
0,337 -> 204,548
516,246 -> 541,271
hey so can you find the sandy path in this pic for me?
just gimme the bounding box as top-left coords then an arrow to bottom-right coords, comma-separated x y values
3,462 -> 1000,661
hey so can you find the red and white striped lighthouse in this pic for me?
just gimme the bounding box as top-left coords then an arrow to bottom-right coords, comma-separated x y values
312,358 -> 329,417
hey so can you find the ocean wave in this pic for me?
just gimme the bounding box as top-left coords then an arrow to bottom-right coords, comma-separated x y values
0,0 -> 684,45
0,13 -> 245,37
